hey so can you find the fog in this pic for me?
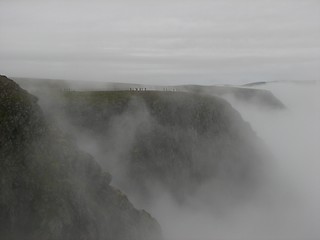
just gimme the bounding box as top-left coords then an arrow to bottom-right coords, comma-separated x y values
22,80 -> 320,240
2,0 -> 319,238
148,82 -> 320,240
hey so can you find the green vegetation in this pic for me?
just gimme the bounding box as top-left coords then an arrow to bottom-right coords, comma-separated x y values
176,84 -> 285,109
62,89 -> 263,202
0,76 -> 162,240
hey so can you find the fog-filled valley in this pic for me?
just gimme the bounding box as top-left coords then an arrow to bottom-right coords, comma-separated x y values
217,82 -> 320,240
145,81 -> 320,240
0,75 -> 317,239
158,81 -> 320,240
1,0 -> 319,238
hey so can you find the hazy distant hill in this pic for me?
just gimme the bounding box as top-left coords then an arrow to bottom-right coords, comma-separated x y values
243,79 -> 320,87
175,85 -> 285,109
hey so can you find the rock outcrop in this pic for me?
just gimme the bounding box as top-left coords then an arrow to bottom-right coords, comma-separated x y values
176,85 -> 285,109
0,76 -> 162,240
62,90 -> 266,203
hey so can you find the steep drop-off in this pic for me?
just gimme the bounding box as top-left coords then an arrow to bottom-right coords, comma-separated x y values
176,85 -> 285,109
61,90 -> 266,203
0,76 -> 162,240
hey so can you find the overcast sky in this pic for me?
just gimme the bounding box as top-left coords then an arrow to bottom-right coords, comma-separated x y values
0,0 -> 319,85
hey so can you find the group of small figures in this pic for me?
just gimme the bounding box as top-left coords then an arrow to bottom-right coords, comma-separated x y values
129,88 -> 177,92
163,88 -> 177,92
129,88 -> 147,91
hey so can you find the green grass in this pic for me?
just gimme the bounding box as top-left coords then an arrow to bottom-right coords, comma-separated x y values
64,90 -> 174,100
63,90 -> 194,109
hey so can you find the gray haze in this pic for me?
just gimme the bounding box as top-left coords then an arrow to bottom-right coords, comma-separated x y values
23,79 -> 320,240
123,82 -> 320,240
1,0 -> 319,85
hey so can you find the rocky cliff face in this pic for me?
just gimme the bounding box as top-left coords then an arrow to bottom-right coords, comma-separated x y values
61,90 -> 266,204
0,76 -> 162,240
175,85 -> 285,109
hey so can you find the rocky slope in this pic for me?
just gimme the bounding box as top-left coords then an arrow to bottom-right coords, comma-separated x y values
61,90 -> 266,204
175,85 -> 285,109
0,75 -> 162,240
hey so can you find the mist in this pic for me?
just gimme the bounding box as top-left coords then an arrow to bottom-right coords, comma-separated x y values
1,0 -> 320,238
18,79 -> 319,240
147,82 -> 320,240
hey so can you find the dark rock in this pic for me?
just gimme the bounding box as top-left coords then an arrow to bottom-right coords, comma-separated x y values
0,75 -> 162,240
62,90 -> 266,203
176,84 -> 285,109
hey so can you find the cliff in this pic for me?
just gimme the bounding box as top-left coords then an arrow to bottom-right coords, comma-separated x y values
0,76 -> 162,240
62,90 -> 265,203
175,85 -> 285,109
